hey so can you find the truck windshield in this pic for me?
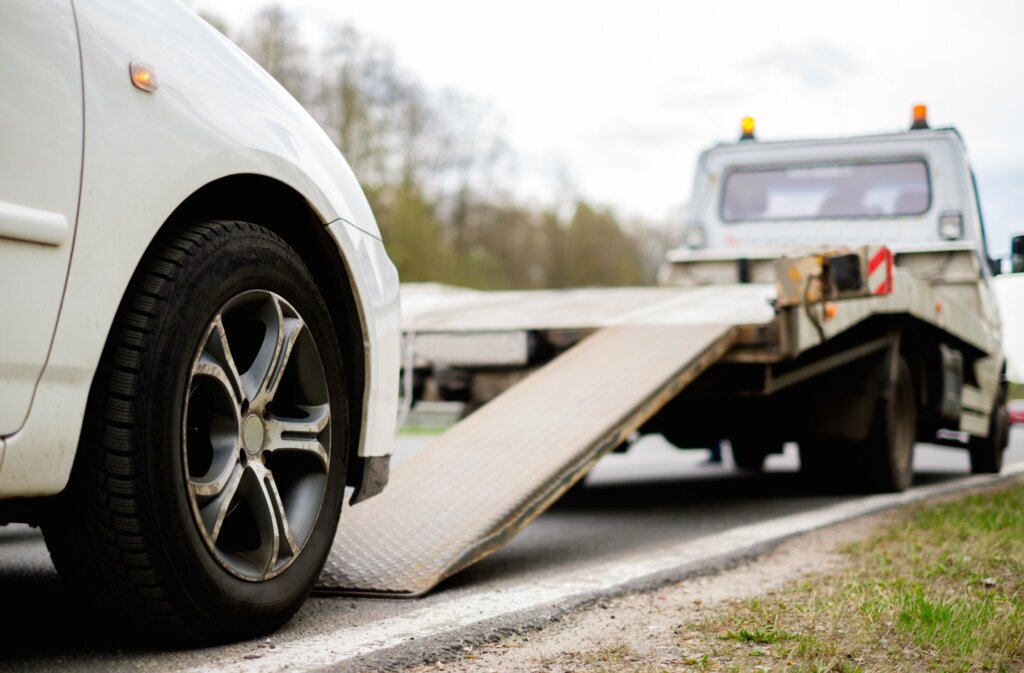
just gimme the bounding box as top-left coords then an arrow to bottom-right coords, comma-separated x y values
721,159 -> 930,222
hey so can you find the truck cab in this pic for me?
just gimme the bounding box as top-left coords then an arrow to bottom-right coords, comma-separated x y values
682,127 -> 989,254
652,109 -> 1012,487
662,112 -> 1006,346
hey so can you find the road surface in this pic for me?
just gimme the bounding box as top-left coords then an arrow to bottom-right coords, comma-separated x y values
0,429 -> 1020,672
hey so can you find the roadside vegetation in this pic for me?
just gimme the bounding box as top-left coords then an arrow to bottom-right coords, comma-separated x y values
421,483 -> 1024,673
199,5 -> 672,289
571,483 -> 1024,673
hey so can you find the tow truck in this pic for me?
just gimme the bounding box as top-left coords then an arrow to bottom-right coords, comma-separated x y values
316,106 -> 1018,598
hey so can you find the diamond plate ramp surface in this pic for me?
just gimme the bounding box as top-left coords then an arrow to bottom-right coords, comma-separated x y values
317,323 -> 735,596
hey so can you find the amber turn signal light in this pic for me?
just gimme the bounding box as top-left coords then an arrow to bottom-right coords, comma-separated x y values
130,62 -> 159,92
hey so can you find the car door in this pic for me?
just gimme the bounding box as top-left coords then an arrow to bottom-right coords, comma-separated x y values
0,1 -> 84,435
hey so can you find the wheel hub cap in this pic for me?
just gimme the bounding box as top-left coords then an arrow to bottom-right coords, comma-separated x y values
242,414 -> 265,454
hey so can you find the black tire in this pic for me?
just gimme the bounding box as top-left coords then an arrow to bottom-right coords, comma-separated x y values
859,356 -> 916,492
730,440 -> 778,472
969,385 -> 1009,474
799,357 -> 916,493
798,440 -> 842,481
43,221 -> 349,644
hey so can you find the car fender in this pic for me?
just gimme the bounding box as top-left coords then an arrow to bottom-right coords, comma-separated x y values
0,0 -> 399,496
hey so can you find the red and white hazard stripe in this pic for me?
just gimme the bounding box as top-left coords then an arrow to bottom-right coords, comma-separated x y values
867,246 -> 893,295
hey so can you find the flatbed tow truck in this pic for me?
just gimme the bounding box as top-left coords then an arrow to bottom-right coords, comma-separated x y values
316,108 -> 1018,598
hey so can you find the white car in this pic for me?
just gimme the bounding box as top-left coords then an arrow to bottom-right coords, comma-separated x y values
0,0 -> 400,641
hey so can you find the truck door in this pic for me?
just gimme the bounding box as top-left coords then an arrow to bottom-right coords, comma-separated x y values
0,1 -> 84,435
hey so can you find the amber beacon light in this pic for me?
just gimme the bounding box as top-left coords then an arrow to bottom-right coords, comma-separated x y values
910,104 -> 928,130
740,116 -> 756,141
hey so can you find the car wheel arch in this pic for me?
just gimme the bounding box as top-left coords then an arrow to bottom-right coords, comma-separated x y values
123,174 -> 369,487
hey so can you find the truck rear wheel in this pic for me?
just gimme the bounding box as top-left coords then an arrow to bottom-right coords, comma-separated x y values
968,386 -> 1009,474
730,440 -> 781,472
797,440 -> 840,481
859,357 -> 916,492
799,357 -> 916,492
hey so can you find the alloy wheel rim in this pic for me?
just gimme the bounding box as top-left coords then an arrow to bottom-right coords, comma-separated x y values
183,290 -> 331,581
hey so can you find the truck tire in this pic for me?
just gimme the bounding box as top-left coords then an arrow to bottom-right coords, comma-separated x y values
797,440 -> 841,482
968,386 -> 1009,474
859,356 -> 916,492
43,221 -> 349,643
799,357 -> 916,492
730,440 -> 780,472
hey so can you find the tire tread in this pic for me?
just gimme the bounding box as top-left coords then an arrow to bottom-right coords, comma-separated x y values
44,220 -> 306,641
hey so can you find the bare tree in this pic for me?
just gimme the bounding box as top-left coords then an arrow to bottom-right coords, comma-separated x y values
232,7 -> 658,291
241,5 -> 311,105
196,9 -> 230,37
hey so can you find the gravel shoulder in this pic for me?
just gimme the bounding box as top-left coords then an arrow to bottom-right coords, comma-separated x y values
397,514 -> 887,672
400,479 -> 1024,673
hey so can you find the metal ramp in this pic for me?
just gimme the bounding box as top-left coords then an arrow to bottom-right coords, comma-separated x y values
317,323 -> 735,596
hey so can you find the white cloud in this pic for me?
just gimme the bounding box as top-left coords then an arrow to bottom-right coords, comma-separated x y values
747,42 -> 861,90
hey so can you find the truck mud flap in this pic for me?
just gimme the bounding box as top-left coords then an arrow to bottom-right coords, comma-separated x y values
316,323 -> 735,596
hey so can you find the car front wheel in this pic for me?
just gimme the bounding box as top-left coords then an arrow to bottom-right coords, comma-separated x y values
44,220 -> 349,643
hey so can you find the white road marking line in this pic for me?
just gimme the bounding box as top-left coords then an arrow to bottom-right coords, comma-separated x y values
182,462 -> 1024,673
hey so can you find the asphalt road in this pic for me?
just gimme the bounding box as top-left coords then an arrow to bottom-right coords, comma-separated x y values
0,428 -> 1021,671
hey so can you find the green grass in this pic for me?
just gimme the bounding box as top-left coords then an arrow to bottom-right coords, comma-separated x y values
691,484 -> 1024,672
722,628 -> 793,644
397,426 -> 448,436
564,482 -> 1024,673
1009,381 -> 1023,400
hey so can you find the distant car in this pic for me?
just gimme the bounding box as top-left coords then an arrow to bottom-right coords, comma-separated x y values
1009,399 -> 1024,425
0,0 -> 399,641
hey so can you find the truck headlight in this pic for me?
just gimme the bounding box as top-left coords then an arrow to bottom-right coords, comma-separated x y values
938,212 -> 963,240
683,223 -> 707,249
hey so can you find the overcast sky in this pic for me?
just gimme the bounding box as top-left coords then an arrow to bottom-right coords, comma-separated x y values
199,0 -> 1024,256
